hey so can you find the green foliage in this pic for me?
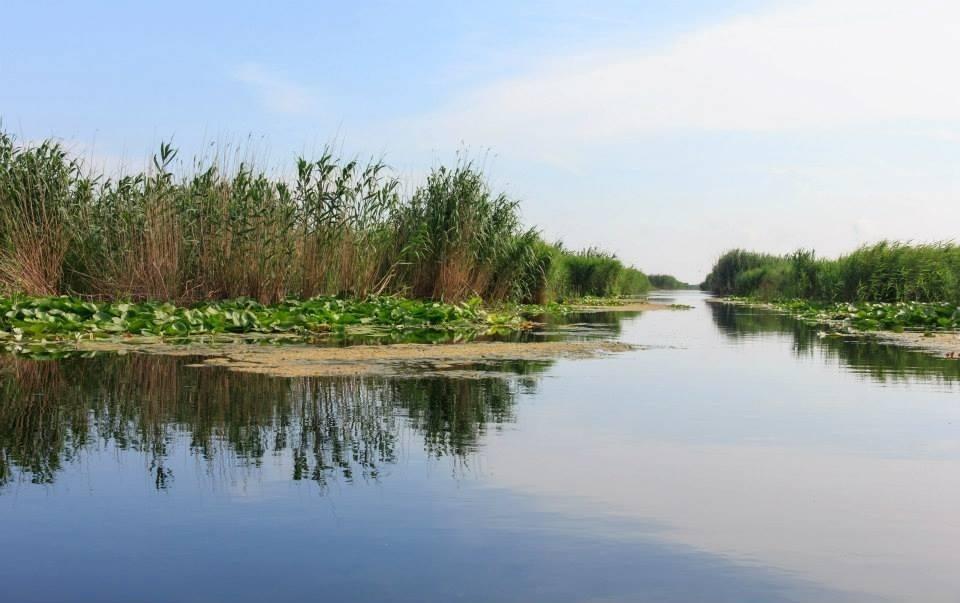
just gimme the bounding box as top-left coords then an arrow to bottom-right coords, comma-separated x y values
701,249 -> 784,296
702,242 -> 960,305
647,274 -> 695,289
835,242 -> 960,303
392,164 -> 545,302
0,132 -> 92,296
746,298 -> 960,332
544,246 -> 650,300
0,295 -> 532,345
0,132 -> 561,305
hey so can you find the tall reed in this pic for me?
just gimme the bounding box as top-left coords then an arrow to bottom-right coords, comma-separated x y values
648,274 -> 694,289
545,246 -> 650,299
0,133 -> 91,295
0,132 -> 570,304
390,164 -> 549,302
0,131 -> 653,304
702,242 -> 960,304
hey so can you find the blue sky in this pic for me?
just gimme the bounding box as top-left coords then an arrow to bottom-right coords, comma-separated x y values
3,0 -> 959,282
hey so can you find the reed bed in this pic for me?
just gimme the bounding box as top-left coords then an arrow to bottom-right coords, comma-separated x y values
702,242 -> 960,304
538,246 -> 649,300
647,274 -> 695,290
0,131 -> 648,306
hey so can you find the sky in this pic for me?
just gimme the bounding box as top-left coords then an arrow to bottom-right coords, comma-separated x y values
3,0 -> 960,282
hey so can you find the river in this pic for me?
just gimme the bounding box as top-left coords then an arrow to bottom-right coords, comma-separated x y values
2,291 -> 958,602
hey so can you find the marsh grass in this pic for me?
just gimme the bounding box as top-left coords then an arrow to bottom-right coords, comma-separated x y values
0,133 -> 546,304
544,246 -> 650,300
703,242 -> 960,304
0,130 -> 652,306
648,274 -> 695,289
0,138 -> 86,296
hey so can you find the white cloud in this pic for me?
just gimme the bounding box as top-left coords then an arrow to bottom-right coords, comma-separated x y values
412,0 -> 960,152
232,62 -> 319,115
367,0 -> 960,281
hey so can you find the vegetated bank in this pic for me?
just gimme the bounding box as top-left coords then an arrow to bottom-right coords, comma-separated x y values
0,130 -> 656,346
647,274 -> 697,290
701,242 -> 960,337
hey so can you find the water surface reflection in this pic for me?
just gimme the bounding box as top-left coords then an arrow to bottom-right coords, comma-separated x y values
709,299 -> 960,384
2,295 -> 960,602
0,354 -> 548,490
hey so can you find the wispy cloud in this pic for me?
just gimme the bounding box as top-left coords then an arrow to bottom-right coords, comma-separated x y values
406,0 -> 960,157
232,62 -> 319,115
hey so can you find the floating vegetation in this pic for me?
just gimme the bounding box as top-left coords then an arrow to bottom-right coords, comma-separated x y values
0,293 -> 678,351
723,297 -> 960,333
0,295 -> 534,346
518,296 -> 671,316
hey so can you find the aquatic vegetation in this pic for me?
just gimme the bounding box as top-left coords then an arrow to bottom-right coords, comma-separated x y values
0,131 -> 658,307
519,296 -> 641,316
547,247 -> 649,299
0,293 -> 670,349
708,300 -> 960,383
703,242 -> 960,304
726,297 -> 960,332
390,164 -> 543,302
784,300 -> 960,332
0,132 -> 610,305
0,295 -> 535,346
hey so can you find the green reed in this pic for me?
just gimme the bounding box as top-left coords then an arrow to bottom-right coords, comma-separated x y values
0,130 -> 651,306
702,242 -> 960,304
647,274 -> 696,289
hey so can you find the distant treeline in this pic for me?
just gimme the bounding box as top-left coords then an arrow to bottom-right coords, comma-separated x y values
0,131 -> 649,304
647,274 -> 696,290
702,242 -> 960,303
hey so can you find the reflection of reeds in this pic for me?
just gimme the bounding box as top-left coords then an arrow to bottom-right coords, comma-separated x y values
393,377 -> 516,458
0,357 -> 82,485
708,302 -> 960,384
0,353 -> 549,490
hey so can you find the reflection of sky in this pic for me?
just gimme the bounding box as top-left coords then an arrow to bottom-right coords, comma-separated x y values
2,436 -> 848,603
3,292 -> 960,602
480,293 -> 960,602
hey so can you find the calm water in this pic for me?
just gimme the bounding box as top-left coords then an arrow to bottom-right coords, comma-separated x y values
2,291 -> 959,603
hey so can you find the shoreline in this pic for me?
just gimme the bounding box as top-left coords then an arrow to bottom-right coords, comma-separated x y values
565,301 -> 675,313
708,297 -> 960,359
70,339 -> 639,378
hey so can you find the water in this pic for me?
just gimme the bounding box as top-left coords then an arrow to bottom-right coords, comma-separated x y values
2,291 -> 959,603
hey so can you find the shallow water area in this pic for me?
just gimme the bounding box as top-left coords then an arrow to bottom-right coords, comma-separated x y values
2,291 -> 959,602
